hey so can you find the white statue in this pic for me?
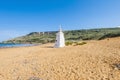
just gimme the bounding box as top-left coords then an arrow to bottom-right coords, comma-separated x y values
54,26 -> 65,48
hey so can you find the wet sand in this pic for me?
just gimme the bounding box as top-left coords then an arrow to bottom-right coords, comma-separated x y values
0,37 -> 120,80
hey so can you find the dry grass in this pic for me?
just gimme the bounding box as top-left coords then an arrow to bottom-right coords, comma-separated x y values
0,37 -> 120,80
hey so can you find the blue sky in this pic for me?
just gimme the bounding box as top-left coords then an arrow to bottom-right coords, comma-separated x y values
0,0 -> 120,41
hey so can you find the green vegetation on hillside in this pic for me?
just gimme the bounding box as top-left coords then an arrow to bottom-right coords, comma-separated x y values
2,28 -> 120,44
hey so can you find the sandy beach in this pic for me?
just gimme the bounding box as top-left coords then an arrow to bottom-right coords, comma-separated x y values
0,37 -> 120,80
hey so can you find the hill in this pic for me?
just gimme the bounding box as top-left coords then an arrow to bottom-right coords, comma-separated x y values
2,27 -> 120,44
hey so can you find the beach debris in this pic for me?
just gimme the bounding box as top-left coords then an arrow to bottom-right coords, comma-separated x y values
28,77 -> 42,80
113,64 -> 120,70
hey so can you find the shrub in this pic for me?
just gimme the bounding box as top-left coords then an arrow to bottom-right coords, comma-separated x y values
65,41 -> 87,46
65,41 -> 73,46
74,42 -> 87,46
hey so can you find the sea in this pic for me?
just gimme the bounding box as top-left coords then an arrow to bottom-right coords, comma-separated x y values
0,43 -> 35,48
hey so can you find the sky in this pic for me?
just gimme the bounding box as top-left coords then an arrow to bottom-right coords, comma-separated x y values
0,0 -> 120,41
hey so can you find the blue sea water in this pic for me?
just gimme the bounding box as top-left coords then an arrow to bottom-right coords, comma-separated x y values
0,43 -> 35,48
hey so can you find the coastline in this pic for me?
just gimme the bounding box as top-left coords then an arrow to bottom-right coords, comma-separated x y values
0,43 -> 41,48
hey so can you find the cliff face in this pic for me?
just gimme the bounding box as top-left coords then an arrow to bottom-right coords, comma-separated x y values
2,28 -> 120,44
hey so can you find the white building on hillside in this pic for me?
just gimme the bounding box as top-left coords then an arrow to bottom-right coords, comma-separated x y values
54,27 -> 65,48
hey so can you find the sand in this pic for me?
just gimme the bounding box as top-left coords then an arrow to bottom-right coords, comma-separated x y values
0,37 -> 120,80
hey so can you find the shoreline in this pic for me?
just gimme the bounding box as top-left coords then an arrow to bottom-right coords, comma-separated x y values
0,43 -> 41,49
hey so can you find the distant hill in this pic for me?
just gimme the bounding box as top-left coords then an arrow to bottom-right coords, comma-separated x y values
2,27 -> 120,44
